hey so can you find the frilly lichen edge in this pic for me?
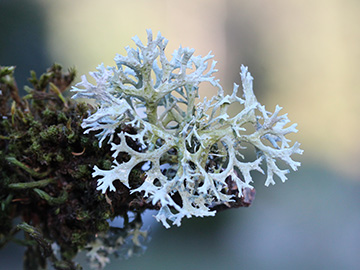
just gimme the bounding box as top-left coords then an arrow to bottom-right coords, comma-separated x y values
72,30 -> 303,228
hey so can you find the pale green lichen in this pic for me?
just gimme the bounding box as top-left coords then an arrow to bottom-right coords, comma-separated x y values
72,30 -> 303,228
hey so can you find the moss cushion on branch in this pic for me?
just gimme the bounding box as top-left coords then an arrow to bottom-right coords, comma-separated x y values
0,64 -> 152,269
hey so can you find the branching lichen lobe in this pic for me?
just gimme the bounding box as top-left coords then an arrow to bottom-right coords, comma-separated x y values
73,30 -> 303,228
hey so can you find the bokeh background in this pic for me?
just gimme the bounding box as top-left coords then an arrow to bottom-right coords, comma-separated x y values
1,0 -> 359,269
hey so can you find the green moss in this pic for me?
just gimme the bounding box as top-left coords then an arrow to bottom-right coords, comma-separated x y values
73,164 -> 89,179
56,154 -> 64,163
57,111 -> 68,124
40,125 -> 62,142
71,232 -> 87,247
28,121 -> 42,137
42,153 -> 52,163
42,108 -> 57,123
96,220 -> 110,232
67,132 -> 76,144
101,211 -> 111,220
29,141 -> 41,153
101,159 -> 112,170
0,64 -> 146,269
80,136 -> 89,146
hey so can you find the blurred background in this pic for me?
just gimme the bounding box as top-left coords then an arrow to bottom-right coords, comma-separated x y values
1,0 -> 359,269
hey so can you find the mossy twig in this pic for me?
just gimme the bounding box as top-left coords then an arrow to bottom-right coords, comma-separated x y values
6,157 -> 51,179
33,189 -> 68,206
8,178 -> 56,190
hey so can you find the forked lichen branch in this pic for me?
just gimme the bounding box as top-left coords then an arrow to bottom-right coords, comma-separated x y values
72,30 -> 303,228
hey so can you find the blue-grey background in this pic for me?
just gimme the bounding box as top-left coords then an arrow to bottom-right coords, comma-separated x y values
1,0 -> 359,269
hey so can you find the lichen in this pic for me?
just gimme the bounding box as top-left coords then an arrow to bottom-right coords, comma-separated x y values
85,213 -> 148,270
73,30 -> 303,228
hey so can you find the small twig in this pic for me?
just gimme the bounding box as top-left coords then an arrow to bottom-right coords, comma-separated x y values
49,82 -> 68,108
8,178 -> 56,190
6,157 -> 51,179
33,189 -> 68,206
17,222 -> 52,257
